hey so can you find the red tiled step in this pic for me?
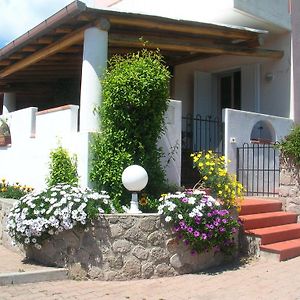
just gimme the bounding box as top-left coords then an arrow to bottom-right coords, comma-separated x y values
245,223 -> 300,245
260,238 -> 300,261
240,198 -> 282,216
240,211 -> 298,230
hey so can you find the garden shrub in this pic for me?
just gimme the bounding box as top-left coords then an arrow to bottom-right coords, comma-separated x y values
277,125 -> 300,165
7,183 -> 114,248
47,145 -> 78,187
90,50 -> 171,210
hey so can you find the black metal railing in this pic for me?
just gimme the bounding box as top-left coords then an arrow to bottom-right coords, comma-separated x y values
182,114 -> 224,155
181,114 -> 224,187
237,142 -> 280,197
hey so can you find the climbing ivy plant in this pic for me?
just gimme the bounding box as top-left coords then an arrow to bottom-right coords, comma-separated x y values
90,49 -> 171,210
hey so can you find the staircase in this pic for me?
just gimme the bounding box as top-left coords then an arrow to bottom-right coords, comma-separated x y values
240,198 -> 300,261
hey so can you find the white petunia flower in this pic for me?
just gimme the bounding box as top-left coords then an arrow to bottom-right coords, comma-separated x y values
165,216 -> 172,222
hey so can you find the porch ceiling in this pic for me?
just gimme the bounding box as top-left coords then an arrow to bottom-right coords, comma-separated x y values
0,0 -> 284,91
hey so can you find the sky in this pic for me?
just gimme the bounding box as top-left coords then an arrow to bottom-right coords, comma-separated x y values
0,0 -> 74,48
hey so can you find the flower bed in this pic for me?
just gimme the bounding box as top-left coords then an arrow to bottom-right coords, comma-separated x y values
3,184 -> 239,280
158,190 -> 240,256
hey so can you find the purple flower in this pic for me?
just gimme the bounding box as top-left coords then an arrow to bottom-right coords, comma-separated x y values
188,226 -> 194,233
201,233 -> 207,240
222,219 -> 228,224
184,239 -> 189,245
173,226 -> 180,232
194,230 -> 200,237
213,221 -> 220,227
181,197 -> 189,203
219,227 -> 226,233
219,210 -> 229,216
232,227 -> 237,233
179,221 -> 187,229
195,217 -> 201,225
207,212 -> 212,217
209,224 -> 214,230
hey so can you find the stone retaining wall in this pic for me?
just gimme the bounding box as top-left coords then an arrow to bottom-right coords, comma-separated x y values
0,198 -> 21,252
27,214 -> 225,280
279,161 -> 300,221
1,198 -> 230,280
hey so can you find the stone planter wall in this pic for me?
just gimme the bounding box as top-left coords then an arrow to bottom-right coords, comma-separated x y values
279,161 -> 300,221
0,198 -> 21,252
26,214 -> 226,280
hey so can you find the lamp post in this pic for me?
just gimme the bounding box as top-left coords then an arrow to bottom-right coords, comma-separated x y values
122,165 -> 148,214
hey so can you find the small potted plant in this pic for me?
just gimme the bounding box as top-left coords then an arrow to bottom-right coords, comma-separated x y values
0,118 -> 11,146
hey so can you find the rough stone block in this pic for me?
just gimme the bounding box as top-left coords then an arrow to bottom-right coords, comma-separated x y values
139,217 -> 157,232
110,224 -> 125,238
124,227 -> 147,246
68,263 -> 88,280
107,254 -> 123,269
170,253 -> 184,269
123,257 -> 141,278
150,247 -> 169,264
132,245 -> 149,260
112,239 -> 131,253
154,263 -> 176,277
147,231 -> 166,246
141,262 -> 154,279
88,266 -> 104,280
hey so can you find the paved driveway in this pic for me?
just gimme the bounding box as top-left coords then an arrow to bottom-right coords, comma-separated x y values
1,256 -> 300,299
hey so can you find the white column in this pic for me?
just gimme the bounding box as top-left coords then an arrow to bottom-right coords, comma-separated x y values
79,25 -> 108,132
2,92 -> 16,114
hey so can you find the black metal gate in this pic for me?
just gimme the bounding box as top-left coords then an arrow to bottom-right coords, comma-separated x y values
182,114 -> 224,154
181,114 -> 224,187
237,143 -> 280,196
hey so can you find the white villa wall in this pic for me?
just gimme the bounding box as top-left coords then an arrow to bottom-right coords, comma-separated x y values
174,38 -> 291,120
223,108 -> 293,175
0,101 -> 181,191
0,106 -> 90,191
234,0 -> 291,30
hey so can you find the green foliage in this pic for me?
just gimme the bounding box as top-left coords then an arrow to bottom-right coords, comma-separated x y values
90,49 -> 171,210
0,178 -> 33,199
46,145 -> 78,187
278,125 -> 300,165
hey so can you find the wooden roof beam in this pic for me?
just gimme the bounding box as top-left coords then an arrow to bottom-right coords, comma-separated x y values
0,24 -> 90,78
109,34 -> 284,59
108,15 -> 260,40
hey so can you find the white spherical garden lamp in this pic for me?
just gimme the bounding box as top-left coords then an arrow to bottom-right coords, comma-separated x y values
122,165 -> 148,214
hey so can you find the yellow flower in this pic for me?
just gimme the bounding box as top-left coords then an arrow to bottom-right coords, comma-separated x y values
203,176 -> 208,181
218,190 -> 223,195
139,197 -> 148,206
205,154 -> 210,159
1,178 -> 5,183
198,162 -> 204,167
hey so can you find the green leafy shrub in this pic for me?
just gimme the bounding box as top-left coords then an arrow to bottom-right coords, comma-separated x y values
47,145 -> 78,187
0,178 -> 33,199
90,50 -> 171,210
278,125 -> 300,165
7,184 -> 114,248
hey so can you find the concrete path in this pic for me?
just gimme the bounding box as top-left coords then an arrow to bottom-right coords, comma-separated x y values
0,245 -> 67,285
0,252 -> 300,299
